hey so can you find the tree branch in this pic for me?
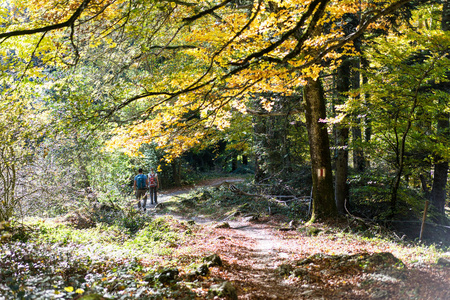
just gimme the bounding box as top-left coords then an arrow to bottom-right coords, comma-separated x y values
230,0 -> 330,66
290,0 -> 418,67
182,0 -> 235,23
245,108 -> 302,117
230,0 -> 417,71
0,0 -> 91,40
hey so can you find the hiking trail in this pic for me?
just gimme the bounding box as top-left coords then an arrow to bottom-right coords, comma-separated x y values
137,177 -> 450,300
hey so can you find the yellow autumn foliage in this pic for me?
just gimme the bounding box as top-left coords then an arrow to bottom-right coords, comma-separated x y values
1,0 -> 416,158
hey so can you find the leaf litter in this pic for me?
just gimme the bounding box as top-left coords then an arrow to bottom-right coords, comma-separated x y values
1,177 -> 449,299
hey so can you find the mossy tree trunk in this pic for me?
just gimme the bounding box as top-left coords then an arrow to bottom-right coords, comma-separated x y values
304,77 -> 338,221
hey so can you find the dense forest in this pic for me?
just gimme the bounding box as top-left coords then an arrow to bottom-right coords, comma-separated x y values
0,0 -> 449,299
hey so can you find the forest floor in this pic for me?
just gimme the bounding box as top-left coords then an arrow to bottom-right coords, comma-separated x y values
2,177 -> 449,300
141,177 -> 450,300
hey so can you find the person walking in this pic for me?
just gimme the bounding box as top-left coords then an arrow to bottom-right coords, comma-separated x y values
134,168 -> 148,211
148,167 -> 159,205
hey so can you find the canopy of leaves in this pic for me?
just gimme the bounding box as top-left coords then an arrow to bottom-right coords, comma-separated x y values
0,0 -> 416,159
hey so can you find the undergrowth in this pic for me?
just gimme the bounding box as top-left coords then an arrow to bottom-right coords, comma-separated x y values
0,179 -> 448,299
159,182 -> 311,223
0,214 -> 197,300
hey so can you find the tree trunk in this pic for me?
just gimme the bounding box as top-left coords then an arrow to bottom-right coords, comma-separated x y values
430,103 -> 449,223
431,148 -> 448,220
242,155 -> 248,165
361,57 -> 372,169
442,0 -> 450,32
351,58 -> 366,172
253,115 -> 265,183
172,159 -> 181,186
0,146 -> 17,222
304,77 -> 337,221
430,2 -> 450,224
419,173 -> 431,198
335,58 -> 351,214
231,152 -> 238,172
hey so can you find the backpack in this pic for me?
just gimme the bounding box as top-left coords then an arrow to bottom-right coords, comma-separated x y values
149,173 -> 157,187
136,174 -> 147,189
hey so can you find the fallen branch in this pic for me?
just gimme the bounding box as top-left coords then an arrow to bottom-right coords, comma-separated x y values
228,184 -> 311,203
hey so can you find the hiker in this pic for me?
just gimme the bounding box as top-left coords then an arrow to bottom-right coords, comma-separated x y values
148,167 -> 159,205
134,168 -> 148,211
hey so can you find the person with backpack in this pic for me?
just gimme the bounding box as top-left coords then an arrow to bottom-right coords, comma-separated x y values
148,167 -> 159,205
134,168 -> 148,211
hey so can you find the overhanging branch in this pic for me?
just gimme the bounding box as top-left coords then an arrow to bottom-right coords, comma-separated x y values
245,108 -> 302,117
182,0 -> 235,23
0,0 -> 91,41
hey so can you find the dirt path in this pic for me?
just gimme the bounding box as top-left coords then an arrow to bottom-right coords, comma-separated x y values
144,178 -> 306,299
141,177 -> 246,209
223,223 -> 302,299
141,178 -> 450,300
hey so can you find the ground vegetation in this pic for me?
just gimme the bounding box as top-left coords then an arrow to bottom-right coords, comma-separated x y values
1,180 -> 449,299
